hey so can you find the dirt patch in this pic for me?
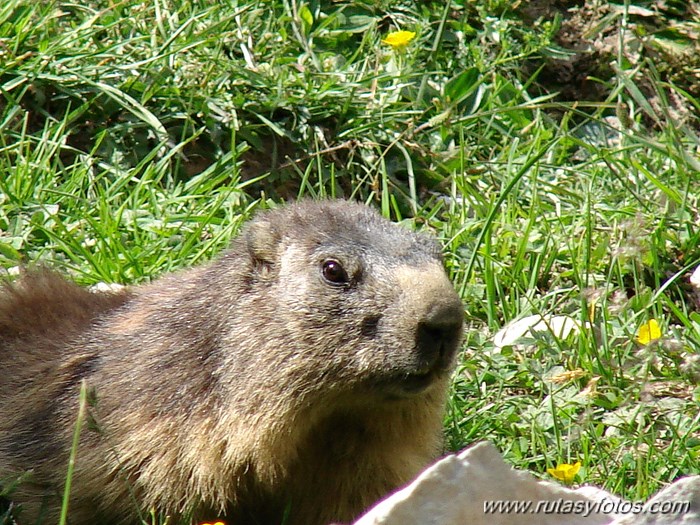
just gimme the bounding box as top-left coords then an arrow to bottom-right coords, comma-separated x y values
519,0 -> 700,126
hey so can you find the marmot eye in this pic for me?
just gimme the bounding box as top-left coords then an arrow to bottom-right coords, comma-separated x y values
322,259 -> 349,285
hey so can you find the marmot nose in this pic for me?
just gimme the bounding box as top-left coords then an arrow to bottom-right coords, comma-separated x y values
395,263 -> 464,372
415,297 -> 464,369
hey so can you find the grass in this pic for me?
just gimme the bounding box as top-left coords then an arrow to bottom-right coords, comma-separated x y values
1,0 -> 700,522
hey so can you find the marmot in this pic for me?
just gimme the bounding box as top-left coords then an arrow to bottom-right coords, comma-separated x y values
0,200 -> 464,525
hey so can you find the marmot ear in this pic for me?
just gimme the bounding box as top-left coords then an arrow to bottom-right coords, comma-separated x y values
245,219 -> 281,266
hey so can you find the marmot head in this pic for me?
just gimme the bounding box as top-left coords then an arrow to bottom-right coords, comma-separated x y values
224,200 -> 464,403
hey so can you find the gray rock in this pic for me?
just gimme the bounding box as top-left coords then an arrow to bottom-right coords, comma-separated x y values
612,475 -> 700,525
354,442 -> 700,525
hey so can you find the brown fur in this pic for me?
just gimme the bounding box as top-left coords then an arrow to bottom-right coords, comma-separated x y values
0,200 -> 464,525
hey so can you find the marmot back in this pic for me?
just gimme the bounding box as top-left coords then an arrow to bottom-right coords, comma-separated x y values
0,200 -> 464,525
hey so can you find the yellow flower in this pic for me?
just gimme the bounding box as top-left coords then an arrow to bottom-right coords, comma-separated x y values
547,461 -> 581,483
381,30 -> 416,49
636,319 -> 661,345
200,522 -> 225,525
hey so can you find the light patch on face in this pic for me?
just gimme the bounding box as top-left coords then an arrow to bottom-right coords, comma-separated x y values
394,263 -> 448,290
278,245 -> 313,300
353,345 -> 378,373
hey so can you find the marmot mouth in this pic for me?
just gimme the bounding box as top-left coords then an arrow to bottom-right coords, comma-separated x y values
400,370 -> 437,393
373,343 -> 455,398
382,366 -> 445,398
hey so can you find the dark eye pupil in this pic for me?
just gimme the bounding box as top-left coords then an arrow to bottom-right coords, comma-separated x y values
322,260 -> 348,284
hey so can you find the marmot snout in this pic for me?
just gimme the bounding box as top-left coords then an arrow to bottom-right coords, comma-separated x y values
0,199 -> 464,525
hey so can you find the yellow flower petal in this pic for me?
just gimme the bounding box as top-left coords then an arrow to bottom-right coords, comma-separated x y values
636,319 -> 661,344
547,461 -> 581,483
381,30 -> 416,49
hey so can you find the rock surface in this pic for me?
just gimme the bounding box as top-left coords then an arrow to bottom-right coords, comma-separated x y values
354,442 -> 700,525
